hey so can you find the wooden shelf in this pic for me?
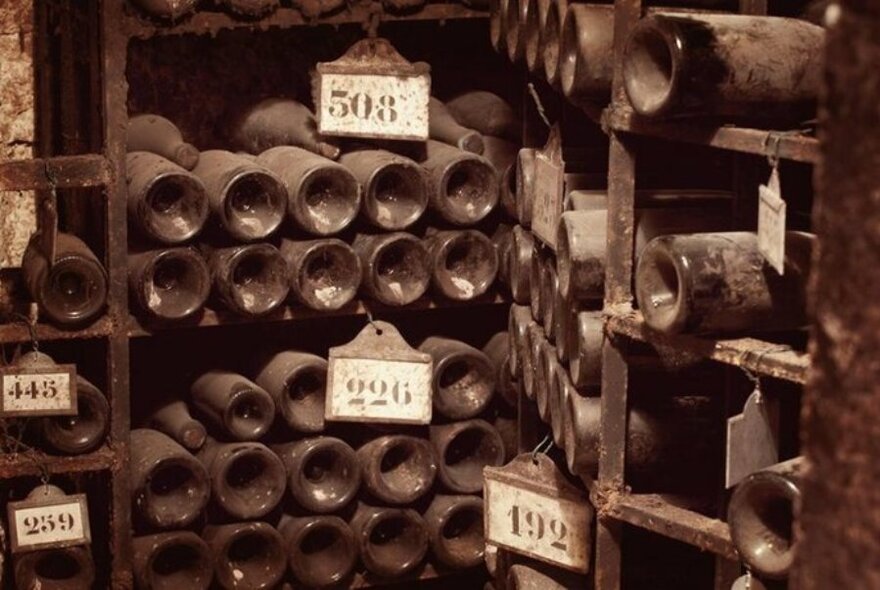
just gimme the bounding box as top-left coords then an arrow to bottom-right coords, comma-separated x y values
606,311 -> 810,384
601,493 -> 738,560
604,107 -> 819,165
0,446 -> 116,480
0,154 -> 112,192
122,3 -> 488,39
351,562 -> 478,588
128,291 -> 508,337
0,316 -> 114,345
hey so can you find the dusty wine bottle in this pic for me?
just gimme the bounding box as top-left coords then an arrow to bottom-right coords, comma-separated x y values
273,437 -> 361,513
13,546 -> 95,590
126,151 -> 209,244
278,514 -> 358,588
523,322 -> 545,400
529,249 -> 547,322
623,15 -> 824,119
514,148 -> 537,226
127,0 -> 198,18
525,0 -> 552,74
535,339 -> 560,423
541,0 -> 568,87
492,224 -> 514,292
728,457 -> 804,579
509,225 -> 534,304
425,229 -> 499,301
353,232 -> 431,306
127,114 -> 199,170
540,259 -> 558,340
202,522 -> 286,590
484,139 -> 519,218
36,375 -> 109,455
148,400 -> 207,452
419,336 -> 497,420
429,98 -> 485,154
421,140 -> 499,226
559,4 -> 615,100
197,438 -> 286,520
203,243 -> 289,317
256,146 -> 360,236
483,331 -> 518,409
423,494 -> 485,569
253,350 -> 327,433
128,247 -> 211,322
505,0 -> 527,62
232,98 -> 340,159
191,150 -> 286,242
130,429 -> 211,529
349,503 -> 430,578
190,371 -> 276,441
216,0 -> 280,16
446,91 -> 520,143
507,304 -> 536,381
490,0 -> 510,53
568,310 -> 603,389
430,419 -> 505,493
279,239 -> 361,312
133,531 -> 213,590
635,232 -> 814,334
339,149 -> 429,230
21,232 -> 107,327
357,435 -> 437,505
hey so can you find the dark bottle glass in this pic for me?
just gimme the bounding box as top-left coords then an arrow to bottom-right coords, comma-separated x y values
22,232 -> 107,327
126,151 -> 209,245
279,514 -> 358,587
203,243 -> 289,317
279,239 -> 361,312
232,98 -> 340,160
483,331 -> 518,409
216,0 -> 280,17
273,436 -> 361,513
197,438 -> 286,520
357,435 -> 437,505
127,0 -> 198,19
254,351 -> 327,434
424,229 -> 499,301
147,400 -> 207,452
430,419 -> 505,494
13,546 -> 95,590
202,522 -> 286,590
428,97 -> 485,154
421,140 -> 499,226
423,494 -> 485,569
130,429 -> 211,530
349,503 -> 429,578
133,531 -> 213,590
446,91 -> 520,143
36,375 -> 109,455
190,370 -> 275,441
419,336 -> 497,420
559,4 -> 614,100
352,232 -> 430,306
129,247 -> 210,322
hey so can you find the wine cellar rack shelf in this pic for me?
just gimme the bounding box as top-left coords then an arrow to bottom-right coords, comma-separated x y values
0,447 -> 117,480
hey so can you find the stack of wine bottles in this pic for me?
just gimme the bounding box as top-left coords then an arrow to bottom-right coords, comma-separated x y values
491,0 -> 825,124
127,0 -> 490,23
129,331 -> 515,588
127,93 -> 521,324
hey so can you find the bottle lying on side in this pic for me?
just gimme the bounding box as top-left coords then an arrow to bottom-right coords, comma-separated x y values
127,113 -> 199,170
147,400 -> 207,452
357,435 -> 437,505
279,514 -> 358,588
424,494 -> 486,570
202,522 -> 286,590
445,91 -> 520,143
190,370 -> 276,441
635,231 -> 814,334
421,140 -> 499,226
483,331 -> 519,409
420,336 -> 497,420
253,350 -> 328,434
429,97 -> 485,154
279,239 -> 361,312
424,229 -> 499,301
273,436 -> 361,513
14,545 -> 95,590
232,98 -> 340,160
127,0 -> 198,20
201,243 -> 289,317
22,232 -> 108,327
126,151 -> 209,245
728,457 -> 804,580
128,247 -> 211,322
133,531 -> 213,590
349,502 -> 430,578
216,0 -> 280,18
353,232 -> 431,306
430,419 -> 505,494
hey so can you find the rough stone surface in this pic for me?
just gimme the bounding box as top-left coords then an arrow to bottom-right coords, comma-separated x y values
0,1 -> 35,269
795,2 -> 880,588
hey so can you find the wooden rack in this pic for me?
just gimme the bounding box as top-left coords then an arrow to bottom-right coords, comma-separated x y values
0,2 -> 500,587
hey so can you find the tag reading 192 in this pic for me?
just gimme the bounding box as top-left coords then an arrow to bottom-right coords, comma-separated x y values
0,365 -> 77,417
8,494 -> 91,553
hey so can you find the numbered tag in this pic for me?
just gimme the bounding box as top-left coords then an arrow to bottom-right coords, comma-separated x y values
484,453 -> 592,573
531,126 -> 565,249
8,493 -> 90,553
326,321 -> 432,424
315,38 -> 431,141
758,167 -> 786,275
0,364 -> 77,417
731,574 -> 767,590
726,389 -> 779,488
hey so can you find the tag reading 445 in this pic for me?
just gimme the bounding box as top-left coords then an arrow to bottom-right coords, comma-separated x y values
0,365 -> 77,417
8,494 -> 91,553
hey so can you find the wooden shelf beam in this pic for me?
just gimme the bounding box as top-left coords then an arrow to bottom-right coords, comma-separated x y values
0,446 -> 116,480
0,154 -> 112,192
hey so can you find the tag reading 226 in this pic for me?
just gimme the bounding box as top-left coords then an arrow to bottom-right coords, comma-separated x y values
0,365 -> 77,417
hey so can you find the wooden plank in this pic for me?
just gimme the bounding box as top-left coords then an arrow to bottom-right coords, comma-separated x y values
123,4 -> 487,39
606,311 -> 810,384
606,108 -> 819,165
603,493 -> 739,560
0,446 -> 115,480
0,154 -> 111,192
0,316 -> 113,345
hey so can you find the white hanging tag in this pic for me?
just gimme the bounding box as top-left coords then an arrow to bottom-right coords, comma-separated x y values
8,493 -> 91,553
731,572 -> 767,590
531,125 -> 565,250
757,166 -> 786,275
726,386 -> 779,488
325,321 -> 432,425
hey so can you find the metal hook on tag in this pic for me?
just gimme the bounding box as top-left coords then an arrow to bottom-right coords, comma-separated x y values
762,132 -> 784,169
364,309 -> 382,336
365,4 -> 381,39
527,83 -> 551,129
9,312 -> 39,353
531,433 -> 554,464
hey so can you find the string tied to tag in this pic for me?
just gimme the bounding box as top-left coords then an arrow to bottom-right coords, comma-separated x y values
531,433 -> 554,464
527,83 -> 551,129
364,309 -> 382,336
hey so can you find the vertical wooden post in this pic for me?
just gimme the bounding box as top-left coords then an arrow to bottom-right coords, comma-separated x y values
796,3 -> 880,588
